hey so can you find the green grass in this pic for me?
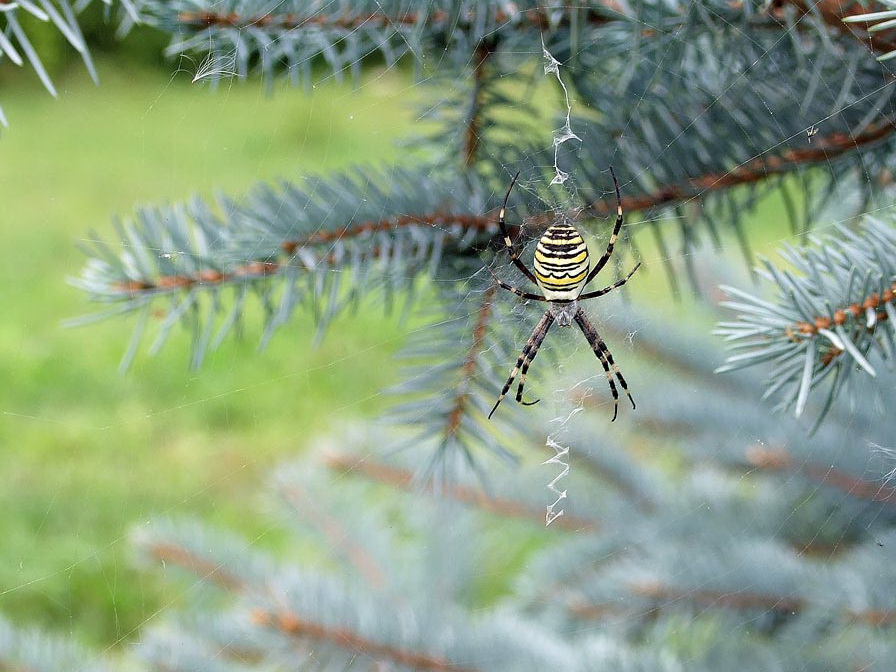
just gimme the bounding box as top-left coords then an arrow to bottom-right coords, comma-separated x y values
0,59 -> 421,647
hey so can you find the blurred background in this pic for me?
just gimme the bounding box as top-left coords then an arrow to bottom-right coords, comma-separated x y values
0,15 -> 423,646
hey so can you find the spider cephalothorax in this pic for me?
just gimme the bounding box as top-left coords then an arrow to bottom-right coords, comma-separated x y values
487,168 -> 639,421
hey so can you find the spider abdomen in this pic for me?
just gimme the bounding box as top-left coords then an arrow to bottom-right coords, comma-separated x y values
533,223 -> 590,300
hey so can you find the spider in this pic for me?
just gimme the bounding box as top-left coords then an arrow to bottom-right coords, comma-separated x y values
487,168 -> 640,421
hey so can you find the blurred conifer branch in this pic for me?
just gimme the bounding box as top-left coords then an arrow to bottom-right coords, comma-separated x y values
0,0 -> 140,125
5,284 -> 896,669
104,338 -> 896,669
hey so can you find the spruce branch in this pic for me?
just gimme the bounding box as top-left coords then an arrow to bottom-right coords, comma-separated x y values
147,547 -> 490,672
627,374 -> 896,510
443,285 -> 498,440
72,117 -> 896,373
556,11 -> 896,241
134,624 -> 259,672
139,0 -> 574,84
165,4 -> 618,32
588,115 -> 896,215
70,166 -> 491,369
323,451 -> 599,532
386,280 -> 532,469
568,584 -> 806,619
134,519 -> 277,593
744,443 -> 896,504
265,459 -> 476,596
716,216 -> 896,419
648,416 -> 896,507
569,581 -> 896,626
139,0 -> 896,84
274,477 -> 388,589
622,360 -> 896,545
0,615 -> 113,672
529,487 -> 896,630
251,609 -> 477,672
146,542 -> 247,591
134,511 -> 588,672
507,108 -> 896,227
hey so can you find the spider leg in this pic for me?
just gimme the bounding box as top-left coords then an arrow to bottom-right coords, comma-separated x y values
587,334 -> 621,421
517,341 -> 544,406
486,266 -> 548,302
577,262 -> 641,301
497,172 -> 540,286
489,312 -> 555,419
581,166 -> 625,289
599,338 -> 635,411
573,308 -> 635,421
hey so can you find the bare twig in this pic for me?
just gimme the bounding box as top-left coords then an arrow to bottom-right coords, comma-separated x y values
252,608 -> 478,672
325,452 -> 598,532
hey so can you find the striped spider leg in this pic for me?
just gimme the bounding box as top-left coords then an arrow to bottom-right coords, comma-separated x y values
488,167 -> 639,420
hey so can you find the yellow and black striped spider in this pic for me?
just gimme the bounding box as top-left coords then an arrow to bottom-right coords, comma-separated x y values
487,168 -> 640,421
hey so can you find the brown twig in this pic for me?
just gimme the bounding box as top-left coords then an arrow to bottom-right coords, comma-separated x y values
463,41 -> 492,167
172,0 -> 896,73
746,444 -> 896,504
113,213 -> 495,295
278,484 -> 386,587
580,402 -> 896,503
580,115 -> 896,220
784,283 -> 895,367
279,213 -> 496,253
324,452 -> 598,532
175,7 -> 618,31
789,282 -> 896,340
635,581 -> 805,612
567,583 -> 803,620
444,285 -> 496,440
252,609 -> 478,672
175,0 -> 894,56
113,261 -> 278,294
145,543 -> 246,591
569,581 -> 896,624
148,538 -> 482,670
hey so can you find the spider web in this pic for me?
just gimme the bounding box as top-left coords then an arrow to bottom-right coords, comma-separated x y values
2,4 -> 896,671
